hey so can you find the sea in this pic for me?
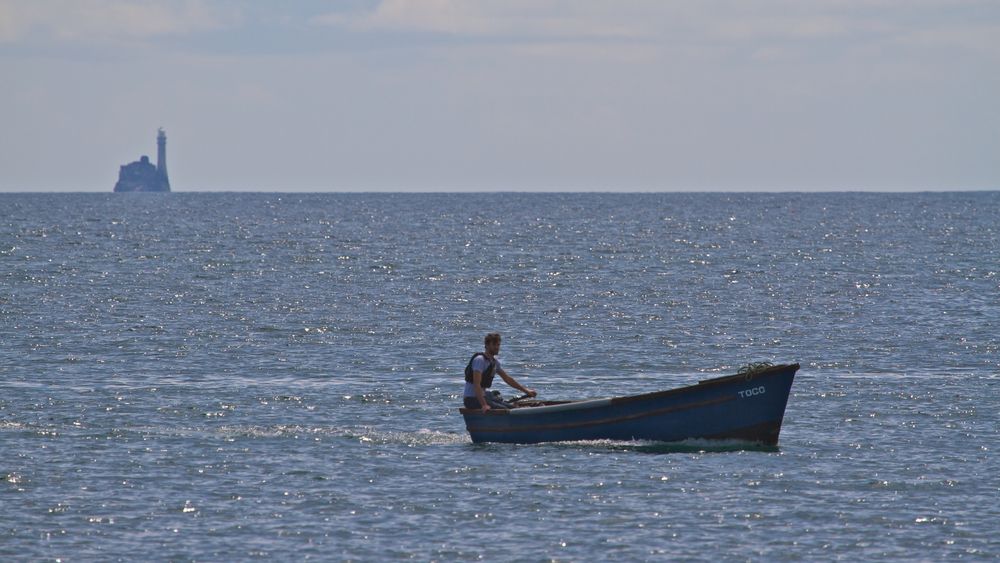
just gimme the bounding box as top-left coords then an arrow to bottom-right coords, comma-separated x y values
1,192 -> 998,561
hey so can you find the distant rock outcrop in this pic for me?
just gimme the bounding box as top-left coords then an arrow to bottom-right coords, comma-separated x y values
114,129 -> 171,192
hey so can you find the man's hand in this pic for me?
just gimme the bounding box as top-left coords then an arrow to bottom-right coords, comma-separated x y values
525,389 -> 537,398
480,403 -> 491,412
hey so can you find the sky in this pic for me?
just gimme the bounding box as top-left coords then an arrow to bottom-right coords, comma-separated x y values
1,0 -> 998,192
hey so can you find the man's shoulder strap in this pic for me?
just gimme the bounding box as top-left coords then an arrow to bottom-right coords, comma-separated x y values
465,352 -> 494,374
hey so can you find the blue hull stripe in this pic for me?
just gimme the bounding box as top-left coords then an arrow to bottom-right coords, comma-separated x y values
465,395 -> 734,434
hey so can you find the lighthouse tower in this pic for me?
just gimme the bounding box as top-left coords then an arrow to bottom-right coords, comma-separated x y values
156,128 -> 170,189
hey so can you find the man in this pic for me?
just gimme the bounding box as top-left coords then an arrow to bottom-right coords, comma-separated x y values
463,333 -> 536,411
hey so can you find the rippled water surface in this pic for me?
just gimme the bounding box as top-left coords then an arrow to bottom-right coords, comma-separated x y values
2,192 -> 998,560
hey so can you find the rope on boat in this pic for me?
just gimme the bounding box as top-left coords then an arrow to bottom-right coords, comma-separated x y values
738,361 -> 774,380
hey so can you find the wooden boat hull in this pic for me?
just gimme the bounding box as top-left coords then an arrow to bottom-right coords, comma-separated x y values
460,363 -> 798,445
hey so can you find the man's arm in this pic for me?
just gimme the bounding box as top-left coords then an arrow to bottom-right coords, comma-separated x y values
498,367 -> 537,397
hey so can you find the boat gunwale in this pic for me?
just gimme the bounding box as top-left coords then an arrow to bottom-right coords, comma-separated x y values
611,362 -> 799,406
459,363 -> 799,416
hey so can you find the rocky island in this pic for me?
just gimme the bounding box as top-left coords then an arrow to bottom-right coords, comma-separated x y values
114,128 -> 171,192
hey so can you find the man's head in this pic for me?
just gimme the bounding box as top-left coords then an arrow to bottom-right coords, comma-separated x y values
484,332 -> 501,355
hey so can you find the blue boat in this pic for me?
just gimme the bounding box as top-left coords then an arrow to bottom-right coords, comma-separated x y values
460,363 -> 799,445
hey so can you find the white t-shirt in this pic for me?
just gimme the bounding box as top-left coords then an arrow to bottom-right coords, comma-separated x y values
464,355 -> 501,398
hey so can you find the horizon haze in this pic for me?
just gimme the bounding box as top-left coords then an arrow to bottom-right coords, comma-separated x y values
1,1 -> 998,192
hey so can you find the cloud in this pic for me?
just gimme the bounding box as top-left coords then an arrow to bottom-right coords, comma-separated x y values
0,0 -> 236,43
311,0 -> 647,40
308,0 -> 1000,61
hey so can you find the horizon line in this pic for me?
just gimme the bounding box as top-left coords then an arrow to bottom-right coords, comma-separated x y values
2,188 -> 998,195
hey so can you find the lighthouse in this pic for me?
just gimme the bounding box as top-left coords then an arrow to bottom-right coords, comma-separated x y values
113,129 -> 172,192
157,128 -> 168,185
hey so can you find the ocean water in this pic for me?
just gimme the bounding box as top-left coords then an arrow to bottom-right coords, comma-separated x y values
1,192 -> 998,560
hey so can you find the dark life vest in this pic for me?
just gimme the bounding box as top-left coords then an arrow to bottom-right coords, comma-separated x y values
464,353 -> 497,388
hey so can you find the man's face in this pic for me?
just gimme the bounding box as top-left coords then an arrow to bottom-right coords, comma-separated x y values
487,340 -> 501,355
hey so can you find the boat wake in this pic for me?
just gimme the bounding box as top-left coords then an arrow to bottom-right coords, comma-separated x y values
341,426 -> 470,446
212,424 -> 470,446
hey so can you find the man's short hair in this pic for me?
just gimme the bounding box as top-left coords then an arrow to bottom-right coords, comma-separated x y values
484,332 -> 501,346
